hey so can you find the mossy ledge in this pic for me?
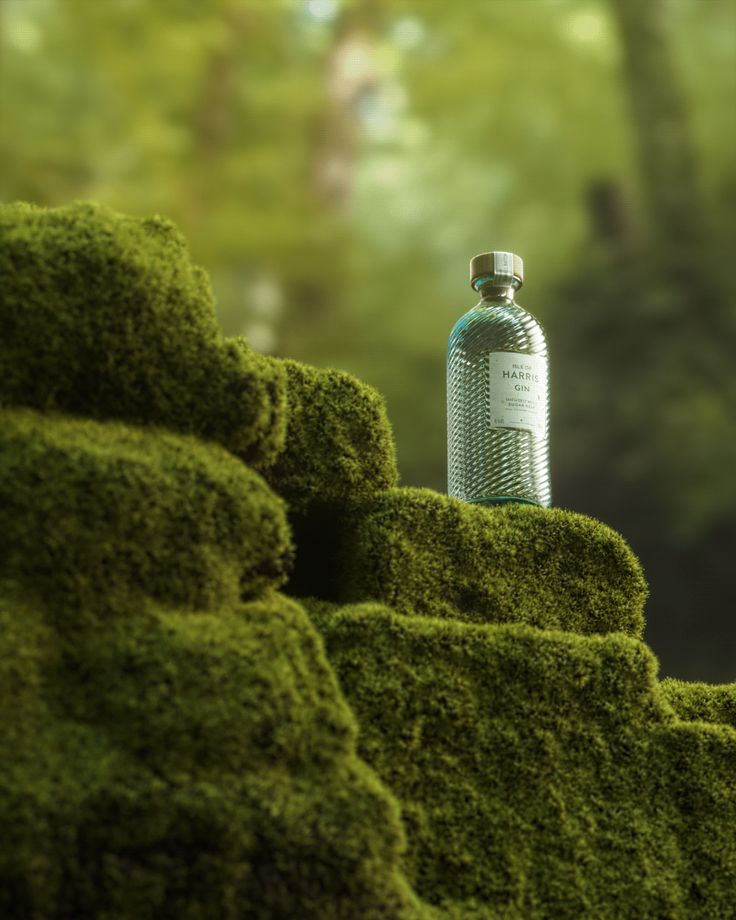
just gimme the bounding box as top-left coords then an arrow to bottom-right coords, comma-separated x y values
0,201 -> 286,469
0,590 -> 423,919
306,599 -> 736,919
0,407 -> 293,616
256,354 -> 399,513
0,202 -> 397,506
660,678 -> 736,730
290,488 -> 648,637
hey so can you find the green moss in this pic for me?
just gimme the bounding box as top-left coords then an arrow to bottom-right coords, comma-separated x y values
660,678 -> 736,730
0,408 -> 292,616
254,354 -> 398,513
3,200 -> 734,918
0,200 -> 399,503
306,600 -> 736,919
58,596 -> 356,777
0,585 -> 422,916
291,488 -> 647,637
0,369 -> 421,917
0,202 -> 286,468
0,595 -> 57,756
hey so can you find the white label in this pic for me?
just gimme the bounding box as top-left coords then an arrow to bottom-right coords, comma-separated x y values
488,352 -> 547,435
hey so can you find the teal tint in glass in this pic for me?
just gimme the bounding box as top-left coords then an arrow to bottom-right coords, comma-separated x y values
447,251 -> 551,507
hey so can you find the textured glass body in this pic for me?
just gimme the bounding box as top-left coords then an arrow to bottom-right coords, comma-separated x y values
447,284 -> 551,506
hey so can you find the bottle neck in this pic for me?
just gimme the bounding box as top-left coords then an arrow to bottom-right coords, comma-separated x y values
472,274 -> 520,304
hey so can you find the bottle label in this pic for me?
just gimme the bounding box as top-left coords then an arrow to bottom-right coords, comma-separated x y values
488,352 -> 547,435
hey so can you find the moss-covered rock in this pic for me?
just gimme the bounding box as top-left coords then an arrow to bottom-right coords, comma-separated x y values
3,199 -> 734,918
306,599 -> 736,919
660,678 -> 736,730
291,489 -> 647,637
253,353 -> 398,513
0,408 -> 292,616
0,591 -> 423,919
0,201 -> 286,468
0,405 -> 421,918
0,201 -> 397,504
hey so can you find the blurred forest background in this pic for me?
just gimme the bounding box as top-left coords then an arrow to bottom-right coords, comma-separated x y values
2,0 -> 735,681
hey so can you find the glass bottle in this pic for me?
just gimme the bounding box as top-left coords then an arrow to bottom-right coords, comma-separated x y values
447,250 -> 551,507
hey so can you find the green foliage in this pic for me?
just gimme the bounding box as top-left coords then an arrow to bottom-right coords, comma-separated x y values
2,0 -> 735,679
307,600 -> 736,918
290,488 -> 647,637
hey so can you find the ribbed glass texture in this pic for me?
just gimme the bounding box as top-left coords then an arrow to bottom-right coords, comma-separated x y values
447,289 -> 551,507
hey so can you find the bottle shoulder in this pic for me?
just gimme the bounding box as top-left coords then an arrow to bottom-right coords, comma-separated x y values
448,301 -> 547,353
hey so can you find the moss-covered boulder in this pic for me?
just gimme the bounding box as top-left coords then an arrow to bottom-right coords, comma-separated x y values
0,201 -> 286,468
0,402 -> 422,919
0,591 -> 423,919
306,600 -> 736,919
291,488 -> 647,637
0,408 -> 292,615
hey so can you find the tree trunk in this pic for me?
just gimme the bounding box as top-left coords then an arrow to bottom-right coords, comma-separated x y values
277,1 -> 384,359
610,0 -> 705,273
610,0 -> 733,353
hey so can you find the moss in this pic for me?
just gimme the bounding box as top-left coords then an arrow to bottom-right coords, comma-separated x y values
0,408 -> 292,617
0,201 -> 286,468
306,599 -> 736,919
253,354 -> 398,513
0,343 -> 421,916
3,200 -> 735,918
0,576 -> 422,916
291,488 -> 647,637
0,199 -> 400,505
57,596 -> 356,778
659,678 -> 736,730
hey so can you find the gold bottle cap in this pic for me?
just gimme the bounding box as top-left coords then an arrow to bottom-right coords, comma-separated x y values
469,251 -> 524,289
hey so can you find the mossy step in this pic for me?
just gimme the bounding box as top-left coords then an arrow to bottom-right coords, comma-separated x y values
241,348 -> 398,513
0,408 -> 292,615
0,202 -> 398,509
306,600 -> 736,919
0,589 -> 424,919
291,488 -> 648,637
0,201 -> 286,469
660,678 -> 736,730
58,597 -> 356,777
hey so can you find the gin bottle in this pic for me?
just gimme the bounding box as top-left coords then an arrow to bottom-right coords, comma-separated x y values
447,251 -> 551,507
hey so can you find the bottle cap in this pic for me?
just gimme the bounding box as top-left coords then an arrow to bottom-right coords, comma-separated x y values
470,251 -> 524,289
